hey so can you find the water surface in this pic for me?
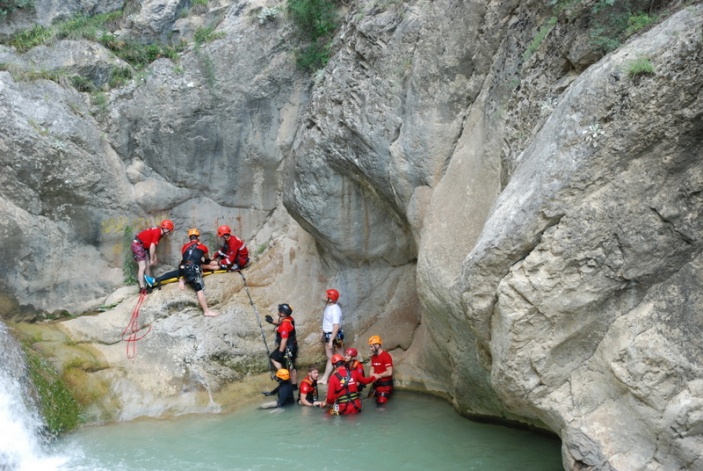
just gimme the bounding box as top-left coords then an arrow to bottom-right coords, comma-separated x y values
58,392 -> 563,471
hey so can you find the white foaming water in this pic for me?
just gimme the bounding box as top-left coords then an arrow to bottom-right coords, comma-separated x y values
0,323 -> 69,471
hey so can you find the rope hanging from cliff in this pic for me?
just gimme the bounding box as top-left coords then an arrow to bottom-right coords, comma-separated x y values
238,271 -> 275,377
121,290 -> 152,359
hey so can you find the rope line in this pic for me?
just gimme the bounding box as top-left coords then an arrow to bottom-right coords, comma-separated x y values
121,290 -> 152,359
238,271 -> 275,376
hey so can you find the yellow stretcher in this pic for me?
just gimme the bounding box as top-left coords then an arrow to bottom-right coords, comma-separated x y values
155,269 -> 229,286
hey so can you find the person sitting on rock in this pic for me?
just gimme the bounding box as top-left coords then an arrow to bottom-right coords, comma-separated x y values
203,224 -> 250,272
147,228 -> 218,317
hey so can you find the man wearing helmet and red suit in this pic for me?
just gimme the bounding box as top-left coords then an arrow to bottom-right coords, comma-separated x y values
368,335 -> 393,405
131,219 -> 174,292
344,347 -> 367,393
204,224 -> 249,272
319,288 -> 343,385
322,354 -> 375,415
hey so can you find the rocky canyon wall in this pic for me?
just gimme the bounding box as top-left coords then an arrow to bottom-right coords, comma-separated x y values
1,0 -> 702,469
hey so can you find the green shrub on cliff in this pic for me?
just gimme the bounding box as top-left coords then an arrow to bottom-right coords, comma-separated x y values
24,347 -> 81,436
589,0 -> 669,54
8,11 -> 185,72
287,0 -> 339,71
123,226 -> 138,285
0,0 -> 33,20
626,56 -> 654,77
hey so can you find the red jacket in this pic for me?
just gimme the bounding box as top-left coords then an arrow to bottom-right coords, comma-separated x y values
136,227 -> 163,248
216,235 -> 249,268
326,367 -> 374,415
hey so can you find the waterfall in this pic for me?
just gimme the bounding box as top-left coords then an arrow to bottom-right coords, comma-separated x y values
0,323 -> 67,470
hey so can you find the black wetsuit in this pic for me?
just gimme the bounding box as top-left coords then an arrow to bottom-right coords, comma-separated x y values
268,381 -> 295,408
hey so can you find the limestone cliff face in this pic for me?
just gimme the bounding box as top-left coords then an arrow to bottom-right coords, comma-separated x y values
1,0 -> 702,469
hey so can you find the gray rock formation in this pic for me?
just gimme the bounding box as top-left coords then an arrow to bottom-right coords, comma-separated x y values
1,0 -> 702,468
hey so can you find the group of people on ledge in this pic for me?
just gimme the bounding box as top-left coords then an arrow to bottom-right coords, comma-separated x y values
262,289 -> 394,415
130,220 -> 249,317
131,222 -> 393,415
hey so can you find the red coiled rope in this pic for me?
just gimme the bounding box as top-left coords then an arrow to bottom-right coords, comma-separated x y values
121,291 -> 152,358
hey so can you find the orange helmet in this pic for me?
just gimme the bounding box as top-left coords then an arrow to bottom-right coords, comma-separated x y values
275,369 -> 290,381
160,219 -> 174,232
326,289 -> 339,302
187,228 -> 200,238
217,225 -> 232,237
345,348 -> 358,357
331,354 -> 345,366
368,335 -> 382,346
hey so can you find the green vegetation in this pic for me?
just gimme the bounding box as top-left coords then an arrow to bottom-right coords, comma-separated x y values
523,16 -> 557,62
287,0 -> 339,71
588,0 -> 667,54
7,10 -> 185,75
625,12 -> 656,36
190,0 -> 210,15
193,24 -> 225,45
0,0 -> 33,20
539,0 -> 670,59
123,225 -> 137,285
257,6 -> 280,25
626,56 -> 654,78
61,357 -> 111,409
24,346 -> 81,436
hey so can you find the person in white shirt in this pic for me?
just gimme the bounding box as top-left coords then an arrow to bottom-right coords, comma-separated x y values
319,288 -> 343,384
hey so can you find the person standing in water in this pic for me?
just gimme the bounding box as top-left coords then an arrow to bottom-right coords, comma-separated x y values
322,354 -> 374,415
344,347 -> 367,394
298,365 -> 323,407
368,335 -> 393,405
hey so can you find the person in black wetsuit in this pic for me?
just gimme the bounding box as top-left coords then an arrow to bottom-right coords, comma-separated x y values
260,369 -> 295,409
147,228 -> 219,317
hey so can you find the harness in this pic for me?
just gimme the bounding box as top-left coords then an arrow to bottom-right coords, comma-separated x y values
275,317 -> 297,370
183,241 -> 201,264
375,378 -> 394,388
333,370 -> 361,412
275,318 -> 297,346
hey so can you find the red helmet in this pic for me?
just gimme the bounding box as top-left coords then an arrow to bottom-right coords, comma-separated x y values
326,289 -> 339,302
345,348 -> 358,357
160,219 -> 174,232
331,354 -> 345,366
217,225 -> 232,237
